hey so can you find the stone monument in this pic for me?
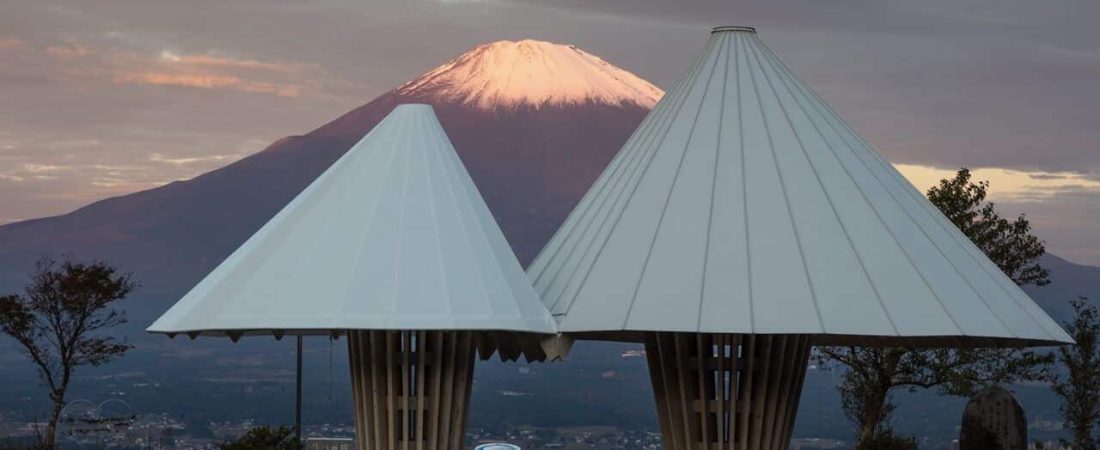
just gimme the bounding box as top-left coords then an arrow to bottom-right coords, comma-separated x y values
959,385 -> 1028,450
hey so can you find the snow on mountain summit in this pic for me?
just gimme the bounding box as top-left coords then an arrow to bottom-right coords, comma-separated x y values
396,39 -> 664,109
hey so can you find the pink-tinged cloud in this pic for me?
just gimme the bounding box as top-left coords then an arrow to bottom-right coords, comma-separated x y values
111,72 -> 304,97
160,52 -> 311,73
38,41 -> 323,98
0,37 -> 26,50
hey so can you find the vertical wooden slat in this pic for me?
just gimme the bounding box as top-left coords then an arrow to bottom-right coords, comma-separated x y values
448,332 -> 466,448
695,334 -> 710,449
750,336 -> 773,448
386,331 -> 398,450
773,338 -> 793,450
348,333 -> 361,450
714,335 -> 722,450
371,331 -> 386,450
779,337 -> 811,449
737,334 -> 755,450
726,334 -> 741,450
760,336 -> 789,450
645,333 -> 811,450
715,335 -> 724,449
454,331 -> 476,449
401,332 -> 411,450
672,334 -> 695,450
415,331 -> 427,450
776,337 -> 792,450
665,334 -> 685,450
348,333 -> 359,450
655,334 -> 677,450
364,332 -> 375,450
365,332 -> 376,450
349,330 -> 480,450
428,332 -> 443,450
646,334 -> 675,450
436,332 -> 455,450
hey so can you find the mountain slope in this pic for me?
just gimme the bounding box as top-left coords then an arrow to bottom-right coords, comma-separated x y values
1024,253 -> 1100,320
0,39 -> 658,329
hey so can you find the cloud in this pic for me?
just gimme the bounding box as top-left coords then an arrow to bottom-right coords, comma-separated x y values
111,72 -> 306,97
0,163 -> 65,182
895,164 -> 1100,202
149,152 -> 242,166
21,163 -> 63,173
157,51 -> 308,72
0,37 -> 26,50
0,134 -> 261,222
39,41 -> 325,98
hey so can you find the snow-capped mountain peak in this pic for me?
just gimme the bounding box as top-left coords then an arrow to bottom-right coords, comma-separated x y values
396,39 -> 664,110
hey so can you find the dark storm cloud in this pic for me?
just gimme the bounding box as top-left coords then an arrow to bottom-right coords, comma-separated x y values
1,0 -> 1098,263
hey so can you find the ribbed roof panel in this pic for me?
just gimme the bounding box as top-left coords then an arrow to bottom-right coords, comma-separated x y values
149,104 -> 557,336
527,30 -> 1071,346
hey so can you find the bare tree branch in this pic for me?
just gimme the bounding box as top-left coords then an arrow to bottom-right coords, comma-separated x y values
0,257 -> 137,449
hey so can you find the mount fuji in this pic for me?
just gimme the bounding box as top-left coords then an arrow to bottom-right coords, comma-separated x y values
0,39 -> 660,330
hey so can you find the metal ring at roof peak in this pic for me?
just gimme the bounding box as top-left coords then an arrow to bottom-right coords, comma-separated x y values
711,26 -> 756,33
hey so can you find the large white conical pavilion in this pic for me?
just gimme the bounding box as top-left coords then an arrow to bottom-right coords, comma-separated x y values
528,27 -> 1069,347
527,27 -> 1071,450
149,104 -> 557,450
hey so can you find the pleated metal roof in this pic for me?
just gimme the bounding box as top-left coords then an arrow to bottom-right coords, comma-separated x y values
148,104 -> 557,337
527,27 -> 1072,347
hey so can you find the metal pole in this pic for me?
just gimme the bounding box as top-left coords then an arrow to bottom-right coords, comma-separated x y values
296,335 -> 303,442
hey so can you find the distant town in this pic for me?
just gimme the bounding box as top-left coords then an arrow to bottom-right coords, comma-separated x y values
0,406 -> 1076,450
0,346 -> 1081,449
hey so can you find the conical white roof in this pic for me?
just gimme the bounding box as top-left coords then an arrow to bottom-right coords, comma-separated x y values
149,104 -> 557,337
527,27 -> 1071,347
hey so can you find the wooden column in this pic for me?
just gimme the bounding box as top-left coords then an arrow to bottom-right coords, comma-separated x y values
348,330 -> 476,450
645,333 -> 812,450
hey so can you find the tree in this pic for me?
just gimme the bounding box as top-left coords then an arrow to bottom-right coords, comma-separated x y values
0,257 -> 137,449
219,426 -> 302,450
1050,297 -> 1100,450
925,168 -> 1049,286
819,168 -> 1053,447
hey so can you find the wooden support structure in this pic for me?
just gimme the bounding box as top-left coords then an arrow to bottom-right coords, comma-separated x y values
348,330 -> 477,450
645,333 -> 812,450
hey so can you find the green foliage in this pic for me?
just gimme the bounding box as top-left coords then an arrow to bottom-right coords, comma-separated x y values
219,426 -> 302,450
819,168 -> 1053,447
820,345 -> 1051,444
926,168 -> 1049,286
853,430 -> 918,450
0,257 -> 137,450
1051,298 -> 1100,450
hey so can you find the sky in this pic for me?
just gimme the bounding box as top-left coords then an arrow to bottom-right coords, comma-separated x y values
1,0 -> 1098,265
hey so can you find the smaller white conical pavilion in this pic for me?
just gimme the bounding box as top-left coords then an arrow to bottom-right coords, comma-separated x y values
149,104 -> 555,337
149,104 -> 557,450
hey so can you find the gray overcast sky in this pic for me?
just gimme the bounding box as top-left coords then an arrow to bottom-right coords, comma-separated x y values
1,0 -> 1098,264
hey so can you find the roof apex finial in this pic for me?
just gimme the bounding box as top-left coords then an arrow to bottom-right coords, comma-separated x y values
711,26 -> 756,33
